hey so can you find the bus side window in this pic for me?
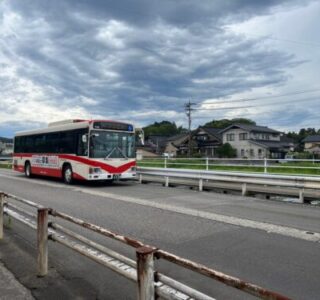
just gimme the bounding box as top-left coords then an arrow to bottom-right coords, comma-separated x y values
77,132 -> 88,156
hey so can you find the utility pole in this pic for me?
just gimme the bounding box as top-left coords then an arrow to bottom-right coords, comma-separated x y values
184,100 -> 196,157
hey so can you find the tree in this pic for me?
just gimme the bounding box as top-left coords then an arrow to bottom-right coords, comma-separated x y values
203,118 -> 256,129
143,121 -> 185,137
216,143 -> 237,158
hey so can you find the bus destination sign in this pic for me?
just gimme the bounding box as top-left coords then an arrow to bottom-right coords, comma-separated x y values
93,121 -> 134,132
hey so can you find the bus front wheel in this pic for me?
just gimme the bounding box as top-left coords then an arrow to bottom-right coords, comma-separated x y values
25,162 -> 33,178
63,165 -> 73,184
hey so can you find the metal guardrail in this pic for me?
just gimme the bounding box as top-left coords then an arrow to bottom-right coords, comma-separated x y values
0,192 -> 291,300
0,156 -> 12,161
137,167 -> 320,202
138,158 -> 320,176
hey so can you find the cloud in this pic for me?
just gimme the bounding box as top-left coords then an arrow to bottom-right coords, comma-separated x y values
0,0 -> 317,136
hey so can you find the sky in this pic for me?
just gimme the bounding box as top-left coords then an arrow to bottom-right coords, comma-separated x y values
0,0 -> 319,137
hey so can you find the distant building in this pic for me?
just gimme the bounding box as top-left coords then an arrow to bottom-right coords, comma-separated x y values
164,133 -> 190,157
191,127 -> 222,157
0,137 -> 13,155
302,135 -> 320,155
220,124 -> 291,159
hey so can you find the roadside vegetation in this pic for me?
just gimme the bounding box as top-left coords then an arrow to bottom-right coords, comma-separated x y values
0,162 -> 12,169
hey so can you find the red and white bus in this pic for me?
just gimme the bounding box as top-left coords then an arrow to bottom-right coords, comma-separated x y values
13,119 -> 136,184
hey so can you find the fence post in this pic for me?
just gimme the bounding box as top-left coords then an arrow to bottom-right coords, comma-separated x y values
242,183 -> 247,196
264,158 -> 267,174
0,193 -> 4,240
136,246 -> 156,300
37,208 -> 49,277
165,176 -> 169,187
206,157 -> 209,171
298,189 -> 304,204
199,179 -> 203,192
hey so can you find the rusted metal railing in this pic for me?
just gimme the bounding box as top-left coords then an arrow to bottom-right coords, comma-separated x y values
0,191 -> 292,300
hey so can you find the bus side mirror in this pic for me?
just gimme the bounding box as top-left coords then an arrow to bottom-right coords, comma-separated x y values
82,135 -> 87,143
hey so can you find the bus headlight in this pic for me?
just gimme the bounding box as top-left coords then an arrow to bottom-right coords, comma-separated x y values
89,167 -> 102,174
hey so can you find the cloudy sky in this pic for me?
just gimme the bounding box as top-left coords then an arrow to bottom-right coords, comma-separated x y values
0,0 -> 319,137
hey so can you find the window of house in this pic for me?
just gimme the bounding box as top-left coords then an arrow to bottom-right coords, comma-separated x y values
266,134 -> 270,140
239,133 -> 248,140
226,133 -> 235,141
241,149 -> 245,157
250,149 -> 254,156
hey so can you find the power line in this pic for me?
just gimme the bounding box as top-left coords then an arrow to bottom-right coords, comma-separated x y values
199,88 -> 320,105
194,95 -> 320,111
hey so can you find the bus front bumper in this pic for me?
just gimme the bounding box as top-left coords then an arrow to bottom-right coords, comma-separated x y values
87,172 -> 136,181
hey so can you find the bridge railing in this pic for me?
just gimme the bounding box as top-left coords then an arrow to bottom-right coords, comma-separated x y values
138,157 -> 320,176
0,191 -> 291,300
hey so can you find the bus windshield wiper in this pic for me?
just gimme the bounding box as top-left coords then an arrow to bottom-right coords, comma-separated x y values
105,147 -> 117,159
117,147 -> 128,159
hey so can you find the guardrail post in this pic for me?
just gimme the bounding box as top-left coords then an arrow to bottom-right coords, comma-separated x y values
264,158 -> 267,174
206,157 -> 209,171
136,246 -> 156,300
165,176 -> 169,187
0,193 -> 4,239
37,208 -> 49,277
199,179 -> 203,192
242,183 -> 248,196
298,189 -> 304,204
139,174 -> 143,184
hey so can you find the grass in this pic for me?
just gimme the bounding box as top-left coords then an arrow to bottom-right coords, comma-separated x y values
137,159 -> 320,176
0,162 -> 12,169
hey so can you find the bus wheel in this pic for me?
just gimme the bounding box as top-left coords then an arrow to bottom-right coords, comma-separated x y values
63,165 -> 73,184
25,162 -> 33,178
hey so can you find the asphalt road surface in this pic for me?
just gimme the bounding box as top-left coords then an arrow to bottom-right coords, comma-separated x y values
0,168 -> 319,300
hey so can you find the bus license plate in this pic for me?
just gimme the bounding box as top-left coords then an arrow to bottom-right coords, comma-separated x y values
113,174 -> 120,181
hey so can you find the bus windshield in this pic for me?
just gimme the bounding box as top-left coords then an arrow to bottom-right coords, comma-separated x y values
90,131 -> 135,159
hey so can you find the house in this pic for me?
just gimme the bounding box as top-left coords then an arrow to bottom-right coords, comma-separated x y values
145,135 -> 169,154
191,127 -> 222,157
164,133 -> 190,157
0,137 -> 13,155
163,127 -> 222,157
302,135 -> 320,155
220,124 -> 291,159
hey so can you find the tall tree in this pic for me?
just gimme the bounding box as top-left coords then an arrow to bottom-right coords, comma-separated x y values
203,118 -> 256,129
143,121 -> 185,137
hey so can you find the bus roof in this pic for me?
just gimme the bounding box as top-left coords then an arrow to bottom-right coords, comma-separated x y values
15,119 -> 134,137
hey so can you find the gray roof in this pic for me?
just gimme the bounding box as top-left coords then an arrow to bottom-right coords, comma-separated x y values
302,135 -> 320,143
220,124 -> 280,134
0,137 -> 13,143
250,139 -> 291,149
200,127 -> 222,141
166,133 -> 189,142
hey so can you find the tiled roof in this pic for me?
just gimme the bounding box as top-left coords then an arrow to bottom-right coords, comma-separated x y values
220,124 -> 280,134
302,135 -> 320,143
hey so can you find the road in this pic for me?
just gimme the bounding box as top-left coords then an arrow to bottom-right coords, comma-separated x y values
0,168 -> 319,299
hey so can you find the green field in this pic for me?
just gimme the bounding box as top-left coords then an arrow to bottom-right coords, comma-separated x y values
0,162 -> 12,169
137,159 -> 320,176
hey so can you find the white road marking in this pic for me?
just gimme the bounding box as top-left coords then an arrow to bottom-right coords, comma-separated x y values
1,171 -> 319,242
76,188 -> 320,243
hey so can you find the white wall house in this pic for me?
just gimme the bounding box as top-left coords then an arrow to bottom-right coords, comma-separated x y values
220,124 -> 290,159
0,137 -> 13,155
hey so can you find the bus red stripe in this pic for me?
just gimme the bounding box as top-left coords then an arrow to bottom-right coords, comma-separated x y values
13,154 -> 136,174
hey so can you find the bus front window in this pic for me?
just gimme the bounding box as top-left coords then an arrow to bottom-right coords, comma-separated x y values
90,131 -> 135,159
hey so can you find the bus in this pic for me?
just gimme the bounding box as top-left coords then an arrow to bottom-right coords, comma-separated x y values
13,119 -> 136,184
